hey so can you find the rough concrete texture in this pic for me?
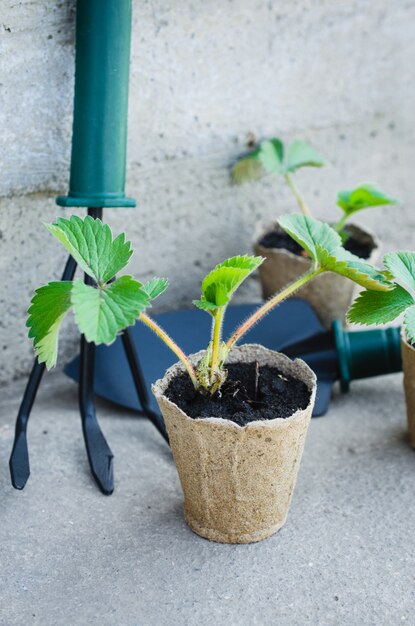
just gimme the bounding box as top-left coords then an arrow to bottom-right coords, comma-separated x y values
0,370 -> 414,625
1,0 -> 415,385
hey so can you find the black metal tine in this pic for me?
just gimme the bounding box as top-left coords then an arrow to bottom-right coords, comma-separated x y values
79,336 -> 114,495
78,207 -> 114,495
110,269 -> 168,441
9,361 -> 45,489
121,329 -> 169,444
9,254 -> 78,490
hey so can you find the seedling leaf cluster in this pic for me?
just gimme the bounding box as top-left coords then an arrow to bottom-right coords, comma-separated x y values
27,216 -> 167,368
348,252 -> 415,343
28,215 -> 393,395
232,136 -> 398,234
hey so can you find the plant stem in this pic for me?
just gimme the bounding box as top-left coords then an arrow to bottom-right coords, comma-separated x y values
333,213 -> 348,232
210,308 -> 224,382
139,313 -> 198,388
284,173 -> 311,216
226,269 -> 323,351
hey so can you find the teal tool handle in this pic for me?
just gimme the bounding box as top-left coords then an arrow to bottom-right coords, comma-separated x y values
332,320 -> 402,392
57,0 -> 136,209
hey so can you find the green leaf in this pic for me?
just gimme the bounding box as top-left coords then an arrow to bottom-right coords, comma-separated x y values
404,305 -> 415,344
27,281 -> 73,369
278,214 -> 341,260
347,284 -> 414,325
232,137 -> 325,184
231,137 -> 285,184
278,214 -> 392,291
258,138 -> 285,174
46,215 -> 132,284
194,255 -> 264,314
384,252 -> 415,294
71,276 -> 151,344
318,247 -> 392,291
231,151 -> 263,184
192,299 -> 220,312
142,277 -> 169,300
337,184 -> 398,216
217,255 -> 264,272
286,140 -> 326,173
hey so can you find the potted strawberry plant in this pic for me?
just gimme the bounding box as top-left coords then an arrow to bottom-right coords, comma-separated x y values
348,251 -> 415,448
28,214 -> 391,543
232,137 -> 398,328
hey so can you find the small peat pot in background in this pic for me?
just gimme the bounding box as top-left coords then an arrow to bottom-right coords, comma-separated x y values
400,332 -> 415,448
254,222 -> 380,329
153,344 -> 316,544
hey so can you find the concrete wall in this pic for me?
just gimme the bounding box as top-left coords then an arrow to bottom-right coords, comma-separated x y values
0,0 -> 414,385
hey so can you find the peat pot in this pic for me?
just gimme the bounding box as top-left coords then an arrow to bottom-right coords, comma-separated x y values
152,344 -> 316,544
400,332 -> 415,449
254,222 -> 381,329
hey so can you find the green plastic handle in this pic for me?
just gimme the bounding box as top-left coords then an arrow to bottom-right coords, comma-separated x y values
56,0 -> 136,209
333,320 -> 402,392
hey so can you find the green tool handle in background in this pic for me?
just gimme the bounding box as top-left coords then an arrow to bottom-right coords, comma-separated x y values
57,0 -> 136,209
333,321 -> 402,392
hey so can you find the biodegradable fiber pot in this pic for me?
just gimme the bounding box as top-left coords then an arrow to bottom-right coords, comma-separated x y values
400,332 -> 415,449
152,344 -> 316,544
254,222 -> 381,329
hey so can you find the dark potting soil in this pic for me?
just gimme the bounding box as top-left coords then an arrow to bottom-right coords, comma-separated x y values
166,362 -> 311,426
259,227 -> 372,260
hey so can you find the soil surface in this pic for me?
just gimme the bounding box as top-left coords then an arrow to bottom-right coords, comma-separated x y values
166,362 -> 311,426
259,226 -> 372,259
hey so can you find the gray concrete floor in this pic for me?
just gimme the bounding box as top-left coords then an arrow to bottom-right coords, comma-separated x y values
0,369 -> 414,626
